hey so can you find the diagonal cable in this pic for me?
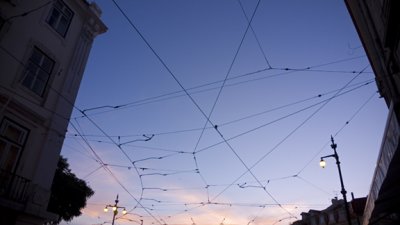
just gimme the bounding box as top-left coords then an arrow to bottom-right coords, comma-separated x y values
210,65 -> 369,201
193,0 -> 262,152
237,0 -> 272,68
190,0 -> 262,204
296,90 -> 378,175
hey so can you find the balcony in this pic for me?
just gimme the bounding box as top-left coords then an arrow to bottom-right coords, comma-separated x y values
0,169 -> 30,203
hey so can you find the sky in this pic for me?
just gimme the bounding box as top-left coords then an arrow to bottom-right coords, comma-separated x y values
61,1 -> 388,225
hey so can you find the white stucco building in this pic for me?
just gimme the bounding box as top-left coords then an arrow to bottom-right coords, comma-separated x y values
0,0 -> 106,224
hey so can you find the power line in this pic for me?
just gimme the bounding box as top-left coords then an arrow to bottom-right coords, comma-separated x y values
67,79 -> 374,143
76,55 -> 369,119
195,80 -> 372,154
111,1 -> 295,218
111,0 -> 212,127
193,0 -> 263,153
237,0 -> 272,68
64,78 -> 373,215
208,65 -> 369,202
51,65 -> 374,221
70,121 -> 163,225
191,0 -> 262,208
295,90 -> 379,175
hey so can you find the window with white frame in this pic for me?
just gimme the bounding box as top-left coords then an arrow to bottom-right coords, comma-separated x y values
0,118 -> 29,172
46,0 -> 73,37
21,47 -> 55,96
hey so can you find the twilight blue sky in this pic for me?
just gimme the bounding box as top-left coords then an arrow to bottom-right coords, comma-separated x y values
61,1 -> 388,224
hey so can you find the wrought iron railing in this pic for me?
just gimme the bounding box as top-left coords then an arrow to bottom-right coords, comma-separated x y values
0,169 -> 30,203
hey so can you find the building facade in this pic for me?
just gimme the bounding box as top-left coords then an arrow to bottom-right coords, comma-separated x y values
0,0 -> 106,224
291,197 -> 366,225
344,0 -> 400,225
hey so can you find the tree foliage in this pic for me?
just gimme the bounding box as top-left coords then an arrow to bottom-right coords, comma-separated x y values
47,156 -> 94,224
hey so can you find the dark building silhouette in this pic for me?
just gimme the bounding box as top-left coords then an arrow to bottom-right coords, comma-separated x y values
344,0 -> 400,225
291,197 -> 366,225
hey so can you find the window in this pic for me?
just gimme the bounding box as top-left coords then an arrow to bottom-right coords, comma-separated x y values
0,119 -> 29,172
46,0 -> 73,37
21,47 -> 55,96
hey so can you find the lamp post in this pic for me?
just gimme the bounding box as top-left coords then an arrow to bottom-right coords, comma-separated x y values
319,136 -> 352,225
104,195 -> 127,225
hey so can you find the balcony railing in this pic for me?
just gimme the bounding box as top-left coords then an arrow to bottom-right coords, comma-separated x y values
0,169 -> 30,203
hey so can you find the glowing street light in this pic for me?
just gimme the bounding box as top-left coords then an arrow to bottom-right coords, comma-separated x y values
320,136 -> 352,225
319,158 -> 326,168
103,195 -> 127,225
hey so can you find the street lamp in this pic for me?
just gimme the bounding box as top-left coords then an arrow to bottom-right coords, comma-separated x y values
104,195 -> 127,225
320,136 -> 352,225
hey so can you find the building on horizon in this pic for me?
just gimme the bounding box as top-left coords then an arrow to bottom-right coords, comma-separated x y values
0,0 -> 106,224
344,1 -> 400,225
291,197 -> 366,225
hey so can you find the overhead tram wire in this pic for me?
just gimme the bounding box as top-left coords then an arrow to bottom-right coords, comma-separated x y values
191,154 -> 211,202
77,110 -> 147,200
101,164 -> 164,225
67,120 -> 104,163
77,65 -> 371,118
75,55 -> 369,119
69,79 -> 373,142
73,1 -> 374,221
65,78 -> 374,207
212,127 -> 298,219
234,173 -> 332,197
209,65 -> 370,202
332,91 -> 378,137
67,135 -> 193,156
195,80 -> 373,154
70,116 -> 164,224
67,79 -> 374,140
83,165 -> 104,179
72,83 -> 372,147
72,99 -> 186,223
193,0 -> 263,152
69,102 -> 149,202
152,88 -> 377,202
101,166 -> 329,195
215,65 -> 370,192
111,0 -> 297,218
69,122 -> 105,167
62,142 -> 100,162
111,0 -> 212,124
136,200 -> 327,209
237,0 -> 272,69
189,0 -> 263,193
295,90 -> 379,176
295,175 -> 332,196
69,118 -> 110,163
216,79 -> 374,127
66,79 -> 373,205
191,0 -> 262,205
